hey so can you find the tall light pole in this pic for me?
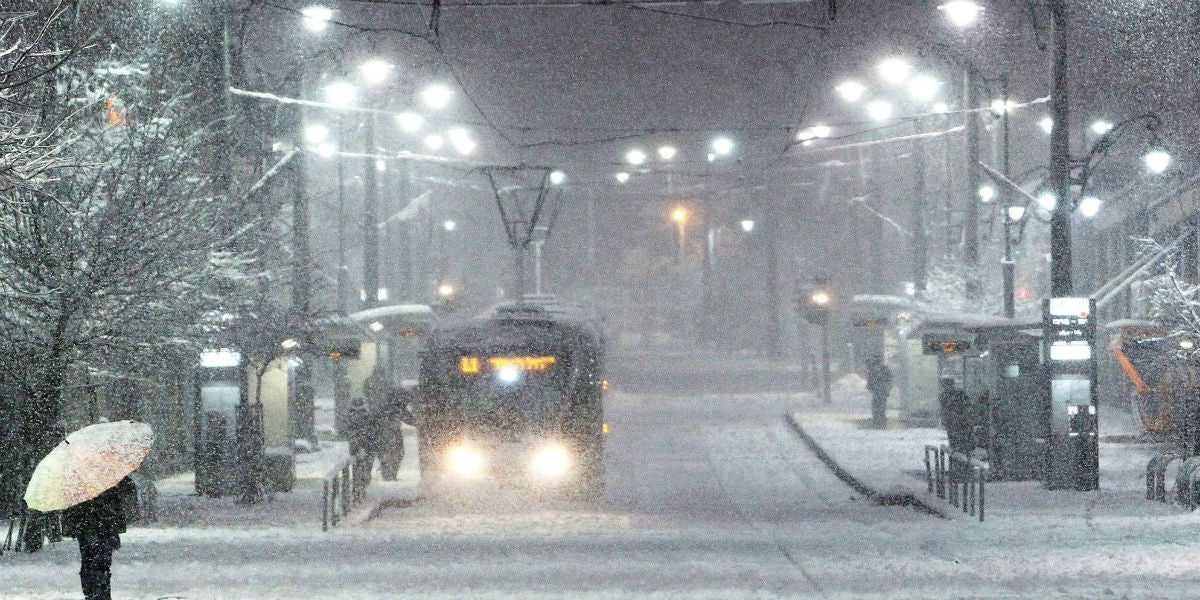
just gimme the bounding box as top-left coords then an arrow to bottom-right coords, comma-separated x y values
1048,0 -> 1073,296
357,59 -> 391,310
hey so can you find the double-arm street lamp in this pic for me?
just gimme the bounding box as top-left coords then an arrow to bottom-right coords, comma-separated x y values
941,1 -> 1171,298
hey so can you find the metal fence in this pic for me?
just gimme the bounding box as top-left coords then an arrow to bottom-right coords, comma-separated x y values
321,457 -> 365,532
925,443 -> 989,522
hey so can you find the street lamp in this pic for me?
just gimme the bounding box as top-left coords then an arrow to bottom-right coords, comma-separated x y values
447,127 -> 477,155
865,100 -> 894,121
420,84 -> 454,110
800,282 -> 833,404
358,59 -> 393,85
710,137 -> 735,157
671,207 -> 688,263
615,172 -> 630,183
323,81 -> 356,106
657,145 -> 677,161
876,58 -> 913,85
938,0 -> 982,28
835,80 -> 866,103
626,148 -> 648,166
301,5 -> 333,32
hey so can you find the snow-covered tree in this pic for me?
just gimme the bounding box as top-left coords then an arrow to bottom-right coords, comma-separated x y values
0,4 -> 289,515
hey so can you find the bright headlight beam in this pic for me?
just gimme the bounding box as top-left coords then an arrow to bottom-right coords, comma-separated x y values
496,366 -> 521,384
446,444 -> 486,478
529,443 -> 572,480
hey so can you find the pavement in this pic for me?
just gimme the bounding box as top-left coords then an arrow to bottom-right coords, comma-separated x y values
151,424 -> 421,532
788,377 -> 1184,523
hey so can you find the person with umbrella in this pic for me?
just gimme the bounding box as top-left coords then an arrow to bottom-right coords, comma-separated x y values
62,475 -> 136,600
24,419 -> 153,600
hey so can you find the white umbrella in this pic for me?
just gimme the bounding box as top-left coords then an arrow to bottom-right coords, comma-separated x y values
23,420 -> 154,512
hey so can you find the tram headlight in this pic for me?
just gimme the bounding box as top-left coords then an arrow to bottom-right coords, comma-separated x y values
495,365 -> 522,385
529,442 -> 573,480
446,443 -> 487,478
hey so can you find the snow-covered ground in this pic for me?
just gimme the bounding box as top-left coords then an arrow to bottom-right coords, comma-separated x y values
7,365 -> 1200,599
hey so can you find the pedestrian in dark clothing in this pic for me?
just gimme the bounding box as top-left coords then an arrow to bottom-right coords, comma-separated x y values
865,355 -> 893,429
373,386 -> 411,481
939,377 -> 975,453
346,397 -> 376,498
62,475 -> 135,600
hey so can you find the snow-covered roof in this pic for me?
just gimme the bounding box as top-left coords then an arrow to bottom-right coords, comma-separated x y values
347,304 -> 434,323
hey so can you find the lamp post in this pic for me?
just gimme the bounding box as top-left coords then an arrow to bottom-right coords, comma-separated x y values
671,206 -> 688,263
355,59 -> 394,310
1048,0 -> 1073,296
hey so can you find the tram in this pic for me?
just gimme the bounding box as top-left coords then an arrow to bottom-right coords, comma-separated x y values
414,295 -> 606,494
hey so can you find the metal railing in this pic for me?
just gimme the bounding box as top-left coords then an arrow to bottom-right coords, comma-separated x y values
1146,450 -> 1186,503
925,443 -> 989,522
1175,457 -> 1200,510
321,458 -> 364,532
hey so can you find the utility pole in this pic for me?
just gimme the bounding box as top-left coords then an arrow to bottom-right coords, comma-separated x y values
1000,73 -> 1016,318
1048,0 -> 1073,296
912,123 -> 928,293
964,65 -> 981,294
361,114 -> 380,309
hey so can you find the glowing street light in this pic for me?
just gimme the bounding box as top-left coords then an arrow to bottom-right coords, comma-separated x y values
710,136 -> 735,156
798,124 -> 832,142
1078,196 -> 1102,218
424,134 -> 445,151
978,184 -> 996,203
1144,147 -> 1172,174
301,5 -> 333,31
876,58 -> 913,85
323,81 -> 357,107
671,207 -> 689,261
939,0 -> 982,28
549,170 -> 566,185
907,75 -> 941,102
866,100 -> 894,122
1007,205 -> 1027,222
304,124 -> 330,144
447,127 -> 476,155
740,219 -> 755,233
615,172 -> 630,183
420,84 -> 454,110
1090,120 -> 1114,136
1039,116 -> 1054,134
316,142 -> 337,159
443,219 -> 457,232
835,80 -> 866,103
625,149 -> 648,165
657,145 -> 677,161
1036,191 -> 1057,212
358,59 -> 393,85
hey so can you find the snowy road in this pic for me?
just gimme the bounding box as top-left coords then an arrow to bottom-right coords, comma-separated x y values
9,354 -> 1200,599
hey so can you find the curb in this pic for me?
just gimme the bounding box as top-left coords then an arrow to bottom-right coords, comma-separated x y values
785,413 -> 947,518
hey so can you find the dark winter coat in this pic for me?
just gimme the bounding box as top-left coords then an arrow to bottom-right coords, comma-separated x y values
62,476 -> 134,539
346,401 -> 378,459
866,360 -> 893,396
